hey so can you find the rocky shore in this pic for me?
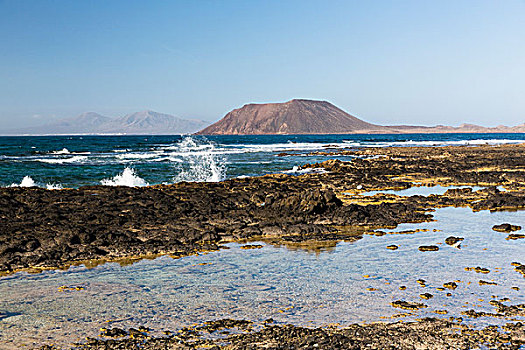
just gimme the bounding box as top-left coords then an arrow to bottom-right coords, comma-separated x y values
1,143 -> 525,349
1,143 -> 524,275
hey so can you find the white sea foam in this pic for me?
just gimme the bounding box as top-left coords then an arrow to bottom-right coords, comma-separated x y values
100,167 -> 149,187
172,136 -> 226,182
282,166 -> 328,175
46,183 -> 63,190
115,153 -> 159,160
10,176 -> 37,187
158,140 -> 352,156
52,148 -> 70,154
37,156 -> 88,164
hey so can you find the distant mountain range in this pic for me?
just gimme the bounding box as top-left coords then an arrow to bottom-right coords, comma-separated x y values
1,110 -> 209,135
198,99 -> 525,135
3,101 -> 524,135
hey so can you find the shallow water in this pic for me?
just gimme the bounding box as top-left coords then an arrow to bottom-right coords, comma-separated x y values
0,207 -> 523,349
359,185 -> 485,197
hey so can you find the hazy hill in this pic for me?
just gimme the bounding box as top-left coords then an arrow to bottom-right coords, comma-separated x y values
99,111 -> 208,134
2,111 -> 209,135
197,99 -> 386,135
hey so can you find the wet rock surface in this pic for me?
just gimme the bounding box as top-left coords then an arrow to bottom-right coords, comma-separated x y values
0,176 -> 428,274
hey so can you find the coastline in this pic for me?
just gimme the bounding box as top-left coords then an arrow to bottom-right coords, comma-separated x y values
2,143 -> 524,274
1,143 -> 524,349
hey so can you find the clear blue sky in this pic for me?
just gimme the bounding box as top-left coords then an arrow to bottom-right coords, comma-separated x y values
0,0 -> 524,128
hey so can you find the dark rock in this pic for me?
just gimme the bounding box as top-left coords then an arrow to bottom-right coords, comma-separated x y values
100,327 -> 127,338
418,245 -> 439,252
420,293 -> 433,300
445,236 -> 464,247
443,282 -> 457,290
479,280 -> 498,286
391,300 -> 428,310
492,223 -> 522,232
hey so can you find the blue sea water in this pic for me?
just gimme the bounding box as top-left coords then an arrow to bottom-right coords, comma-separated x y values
1,133 -> 525,188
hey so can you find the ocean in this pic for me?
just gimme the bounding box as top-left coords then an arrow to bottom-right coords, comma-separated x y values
1,133 -> 525,189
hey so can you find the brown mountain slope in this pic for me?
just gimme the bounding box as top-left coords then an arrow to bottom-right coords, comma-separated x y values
197,99 -> 385,135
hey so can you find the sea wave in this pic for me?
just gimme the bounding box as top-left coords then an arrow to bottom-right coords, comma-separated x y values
9,176 -> 64,189
10,176 -> 37,187
115,153 -> 161,160
37,155 -> 88,164
100,167 -> 149,187
172,136 -> 226,182
51,148 -> 70,154
157,141 -> 351,156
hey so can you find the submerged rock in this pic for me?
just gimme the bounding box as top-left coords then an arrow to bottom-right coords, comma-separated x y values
391,300 -> 428,310
506,233 -> 525,240
445,236 -> 464,247
419,293 -> 433,300
492,223 -> 522,232
443,282 -> 457,290
464,266 -> 490,274
479,280 -> 498,286
418,245 -> 439,252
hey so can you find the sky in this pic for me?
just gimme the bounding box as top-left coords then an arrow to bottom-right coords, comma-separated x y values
0,0 -> 524,128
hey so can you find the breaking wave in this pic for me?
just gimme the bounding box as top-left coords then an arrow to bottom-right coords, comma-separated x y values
10,176 -> 37,187
46,183 -> 63,190
172,136 -> 226,182
100,167 -> 149,187
37,155 -> 88,164
9,176 -> 64,189
51,148 -> 70,154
